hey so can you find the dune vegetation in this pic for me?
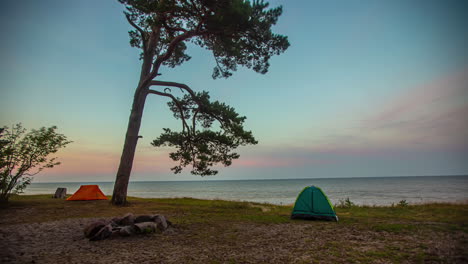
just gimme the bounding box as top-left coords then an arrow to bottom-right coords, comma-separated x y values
0,195 -> 467,263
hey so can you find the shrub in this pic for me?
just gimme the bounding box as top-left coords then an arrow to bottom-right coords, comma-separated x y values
336,197 -> 355,208
397,200 -> 409,207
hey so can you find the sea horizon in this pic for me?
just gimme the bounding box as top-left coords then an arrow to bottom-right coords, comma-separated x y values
25,175 -> 468,206
30,174 -> 468,184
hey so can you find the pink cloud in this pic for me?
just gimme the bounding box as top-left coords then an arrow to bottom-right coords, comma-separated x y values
132,151 -> 173,173
233,157 -> 302,168
365,67 -> 468,128
352,67 -> 468,150
290,68 -> 468,157
45,147 -> 174,175
43,149 -> 118,175
228,147 -> 336,168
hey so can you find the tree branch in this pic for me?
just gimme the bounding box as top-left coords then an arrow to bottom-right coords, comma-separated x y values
150,80 -> 197,97
161,20 -> 189,34
147,89 -> 190,134
125,14 -> 148,52
150,31 -> 197,78
149,80 -> 228,129
192,109 -> 199,132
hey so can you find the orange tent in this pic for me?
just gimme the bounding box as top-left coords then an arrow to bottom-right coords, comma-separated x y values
67,185 -> 108,201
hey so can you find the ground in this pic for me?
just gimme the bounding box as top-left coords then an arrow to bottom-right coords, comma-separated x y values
0,195 -> 467,263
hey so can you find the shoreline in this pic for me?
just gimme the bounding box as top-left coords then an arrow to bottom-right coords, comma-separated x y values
17,191 -> 468,207
28,174 -> 468,184
12,193 -> 468,207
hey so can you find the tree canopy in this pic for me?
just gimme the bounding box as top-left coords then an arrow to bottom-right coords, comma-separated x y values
120,0 -> 289,79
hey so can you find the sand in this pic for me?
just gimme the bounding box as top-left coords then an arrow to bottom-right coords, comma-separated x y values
1,217 -> 467,263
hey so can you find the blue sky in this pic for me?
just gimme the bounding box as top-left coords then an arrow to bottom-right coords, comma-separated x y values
1,0 -> 467,182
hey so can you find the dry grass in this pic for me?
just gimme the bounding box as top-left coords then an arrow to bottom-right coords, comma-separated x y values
0,195 -> 467,263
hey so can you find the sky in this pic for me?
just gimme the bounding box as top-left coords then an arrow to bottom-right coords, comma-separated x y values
1,0 -> 467,182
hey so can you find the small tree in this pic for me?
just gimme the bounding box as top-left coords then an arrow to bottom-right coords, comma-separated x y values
112,0 -> 290,205
0,124 -> 71,203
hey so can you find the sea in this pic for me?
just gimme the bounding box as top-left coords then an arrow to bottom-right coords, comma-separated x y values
24,175 -> 468,206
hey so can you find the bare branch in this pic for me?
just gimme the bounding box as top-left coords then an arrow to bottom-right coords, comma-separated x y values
23,169 -> 42,177
147,89 -> 190,134
150,80 -> 228,129
192,109 -> 199,132
150,80 -> 197,97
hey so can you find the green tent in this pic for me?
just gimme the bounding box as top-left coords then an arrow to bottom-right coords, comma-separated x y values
291,186 -> 338,221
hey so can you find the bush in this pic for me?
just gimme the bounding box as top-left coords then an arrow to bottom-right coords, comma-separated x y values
397,200 -> 409,207
336,197 -> 355,208
0,124 -> 71,203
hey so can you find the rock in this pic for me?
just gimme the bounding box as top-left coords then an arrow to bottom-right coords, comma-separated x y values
53,188 -> 67,199
83,221 -> 107,238
119,225 -> 136,236
135,215 -> 153,223
152,215 -> 168,231
134,222 -> 157,234
90,224 -> 113,241
119,213 -> 135,226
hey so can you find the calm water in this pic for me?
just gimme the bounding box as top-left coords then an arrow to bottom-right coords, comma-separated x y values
24,176 -> 468,206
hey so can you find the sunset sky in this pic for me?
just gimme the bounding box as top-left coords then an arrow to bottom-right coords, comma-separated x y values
1,0 -> 467,182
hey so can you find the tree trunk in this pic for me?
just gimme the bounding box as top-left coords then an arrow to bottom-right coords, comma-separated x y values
111,89 -> 148,205
111,28 -> 159,205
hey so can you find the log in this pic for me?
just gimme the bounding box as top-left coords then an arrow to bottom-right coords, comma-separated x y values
83,221 -> 107,238
110,217 -> 122,227
53,188 -> 67,199
81,214 -> 172,241
135,215 -> 153,223
119,225 -> 136,236
83,221 -> 104,238
119,213 -> 135,226
152,215 -> 168,231
90,224 -> 113,241
134,222 -> 157,234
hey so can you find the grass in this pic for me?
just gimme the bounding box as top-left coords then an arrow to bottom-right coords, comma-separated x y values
0,194 -> 293,225
1,195 -> 467,263
2,194 -> 467,233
